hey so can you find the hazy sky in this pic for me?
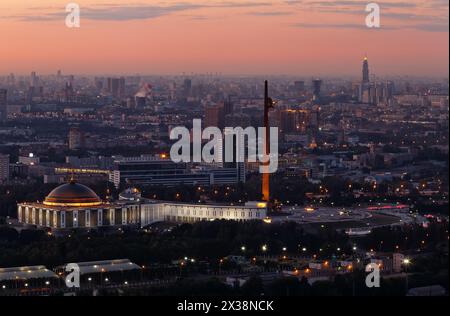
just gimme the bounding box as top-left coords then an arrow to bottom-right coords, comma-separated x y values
0,0 -> 448,76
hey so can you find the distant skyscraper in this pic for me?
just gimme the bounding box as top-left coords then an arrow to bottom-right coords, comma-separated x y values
362,55 -> 370,83
0,89 -> 7,121
107,77 -> 126,98
106,77 -> 125,97
0,154 -> 10,183
119,77 -> 126,97
312,79 -> 322,103
279,109 -> 313,134
111,78 -> 120,97
64,82 -> 74,102
183,79 -> 192,97
205,104 -> 224,129
30,71 -> 38,87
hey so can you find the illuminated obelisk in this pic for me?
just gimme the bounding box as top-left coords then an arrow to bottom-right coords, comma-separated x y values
262,80 -> 272,202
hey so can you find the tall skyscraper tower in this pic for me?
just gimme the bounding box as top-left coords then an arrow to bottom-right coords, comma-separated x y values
183,79 -> 192,97
262,80 -> 274,202
312,79 -> 322,103
362,55 -> 370,83
0,89 -> 7,121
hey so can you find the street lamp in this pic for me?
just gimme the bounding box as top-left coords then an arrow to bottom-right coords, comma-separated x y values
403,258 -> 411,294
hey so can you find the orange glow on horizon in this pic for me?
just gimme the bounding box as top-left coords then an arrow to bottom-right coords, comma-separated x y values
0,0 -> 448,76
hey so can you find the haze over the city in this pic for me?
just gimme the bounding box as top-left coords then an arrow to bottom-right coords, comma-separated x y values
1,0 -> 448,76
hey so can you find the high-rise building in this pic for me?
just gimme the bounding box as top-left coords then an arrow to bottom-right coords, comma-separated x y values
183,79 -> 192,97
312,79 -> 322,103
69,127 -> 85,150
64,82 -> 74,102
205,104 -> 225,129
279,109 -> 313,134
0,154 -> 10,183
118,77 -> 126,97
222,129 -> 246,184
106,77 -> 125,98
0,89 -> 7,121
362,56 -> 370,83
30,71 -> 38,87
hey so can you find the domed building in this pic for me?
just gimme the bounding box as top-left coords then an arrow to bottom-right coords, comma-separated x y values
18,182 -> 267,231
43,182 -> 103,207
17,181 -> 140,230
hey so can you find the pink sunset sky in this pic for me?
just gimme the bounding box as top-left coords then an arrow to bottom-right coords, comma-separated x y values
0,0 -> 448,76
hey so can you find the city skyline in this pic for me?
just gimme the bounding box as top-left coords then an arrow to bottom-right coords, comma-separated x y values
0,0 -> 448,76
0,0 -> 448,300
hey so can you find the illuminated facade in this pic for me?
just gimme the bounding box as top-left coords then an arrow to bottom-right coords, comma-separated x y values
17,183 -> 267,230
140,201 -> 266,227
17,182 -> 140,229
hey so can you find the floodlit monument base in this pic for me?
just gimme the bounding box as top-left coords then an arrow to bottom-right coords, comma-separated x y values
17,183 -> 268,230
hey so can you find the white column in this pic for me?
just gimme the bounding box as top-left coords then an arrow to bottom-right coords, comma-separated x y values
46,210 -> 51,227
110,209 -> 115,226
25,207 -> 29,223
85,210 -> 91,227
73,211 -> 79,228
122,208 -> 127,225
61,211 -> 66,228
39,209 -> 43,226
18,205 -> 22,222
97,209 -> 103,227
31,208 -> 36,225
53,211 -> 58,228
